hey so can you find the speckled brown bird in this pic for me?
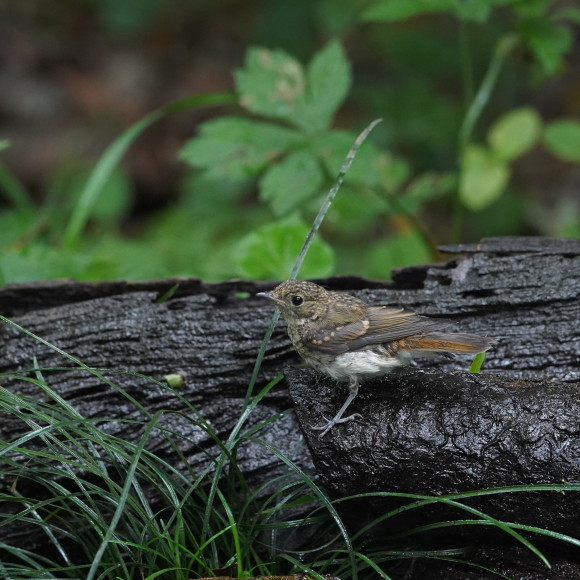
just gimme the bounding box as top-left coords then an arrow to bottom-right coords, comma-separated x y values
259,280 -> 495,438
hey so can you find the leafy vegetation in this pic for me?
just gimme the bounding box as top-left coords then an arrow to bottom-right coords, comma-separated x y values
0,0 -> 579,283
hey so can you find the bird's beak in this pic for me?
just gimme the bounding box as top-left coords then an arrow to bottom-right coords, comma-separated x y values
257,291 -> 282,305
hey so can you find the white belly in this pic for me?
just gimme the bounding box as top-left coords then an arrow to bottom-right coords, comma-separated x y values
323,350 -> 403,381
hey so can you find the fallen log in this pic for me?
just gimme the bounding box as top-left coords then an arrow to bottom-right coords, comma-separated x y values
0,236 -> 579,575
287,367 -> 580,535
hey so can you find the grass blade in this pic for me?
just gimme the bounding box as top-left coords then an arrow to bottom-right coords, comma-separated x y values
63,92 -> 236,249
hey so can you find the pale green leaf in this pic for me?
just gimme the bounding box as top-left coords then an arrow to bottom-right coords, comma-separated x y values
235,47 -> 306,121
314,130 -> 385,186
259,151 -> 324,216
487,107 -> 542,161
520,19 -> 572,76
234,214 -> 335,279
299,39 -> 351,131
326,184 -> 386,232
235,41 -> 350,133
543,119 -> 580,163
459,145 -> 510,211
400,171 -> 457,213
179,118 -> 303,179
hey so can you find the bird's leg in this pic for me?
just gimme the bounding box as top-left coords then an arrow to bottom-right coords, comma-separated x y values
312,378 -> 361,439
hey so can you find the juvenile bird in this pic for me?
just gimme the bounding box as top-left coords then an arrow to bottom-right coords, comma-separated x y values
259,280 -> 495,438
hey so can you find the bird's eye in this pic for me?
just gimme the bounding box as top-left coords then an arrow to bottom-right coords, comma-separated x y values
291,295 -> 303,306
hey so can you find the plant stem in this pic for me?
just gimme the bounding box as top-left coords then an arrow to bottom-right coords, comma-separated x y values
453,33 -> 519,241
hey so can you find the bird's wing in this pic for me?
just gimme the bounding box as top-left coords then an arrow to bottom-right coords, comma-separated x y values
303,307 -> 448,354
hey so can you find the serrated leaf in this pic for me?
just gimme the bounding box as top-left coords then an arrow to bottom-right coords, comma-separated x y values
259,151 -> 324,216
459,145 -> 510,211
234,214 -> 335,279
235,41 -> 351,133
543,119 -> 580,163
326,184 -> 386,232
235,47 -> 306,121
314,130 -> 407,189
487,107 -> 542,161
299,39 -> 351,131
361,0 -> 453,21
179,118 -> 303,180
520,18 -> 572,76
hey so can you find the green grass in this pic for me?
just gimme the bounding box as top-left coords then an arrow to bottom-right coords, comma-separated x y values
2,350 -> 580,579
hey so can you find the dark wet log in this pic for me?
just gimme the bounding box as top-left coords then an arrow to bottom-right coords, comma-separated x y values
0,284 -> 310,484
287,367 -> 580,536
0,236 -> 579,565
386,544 -> 580,579
0,236 -> 578,478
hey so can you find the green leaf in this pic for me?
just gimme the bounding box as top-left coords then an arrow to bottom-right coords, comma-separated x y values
259,151 -> 324,216
63,91 -> 236,250
299,39 -> 351,131
469,352 -> 487,373
487,107 -> 542,161
50,165 -> 133,223
0,244 -> 93,283
236,40 -> 351,133
543,119 -> 580,163
400,171 -> 457,213
459,145 -> 510,211
236,46 -> 306,122
361,0 -> 454,21
234,214 -> 335,279
314,130 -> 388,187
326,184 -> 386,232
0,209 -> 40,248
367,230 -> 432,279
179,118 -> 303,180
519,18 -> 572,76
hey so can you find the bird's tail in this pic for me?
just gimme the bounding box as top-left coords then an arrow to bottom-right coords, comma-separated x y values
403,332 -> 496,354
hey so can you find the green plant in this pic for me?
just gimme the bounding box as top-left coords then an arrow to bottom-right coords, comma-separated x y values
1,0 -> 579,284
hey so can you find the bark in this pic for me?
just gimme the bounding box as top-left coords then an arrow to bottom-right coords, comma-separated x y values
0,236 -> 578,483
287,367 -> 580,536
1,236 -> 579,572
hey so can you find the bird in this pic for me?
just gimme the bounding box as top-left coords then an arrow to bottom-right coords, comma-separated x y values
258,280 -> 495,438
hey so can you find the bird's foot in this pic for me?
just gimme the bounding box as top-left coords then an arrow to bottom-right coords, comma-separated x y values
311,412 -> 363,439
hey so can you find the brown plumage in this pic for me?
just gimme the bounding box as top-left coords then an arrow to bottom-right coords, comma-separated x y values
259,280 -> 495,438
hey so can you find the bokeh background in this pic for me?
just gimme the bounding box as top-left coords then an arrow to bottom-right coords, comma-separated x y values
1,0 -> 579,283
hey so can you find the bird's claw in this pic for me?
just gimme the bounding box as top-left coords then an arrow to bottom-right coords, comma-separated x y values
311,413 -> 363,439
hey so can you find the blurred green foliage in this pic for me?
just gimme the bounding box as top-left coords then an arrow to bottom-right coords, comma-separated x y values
0,0 -> 579,283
